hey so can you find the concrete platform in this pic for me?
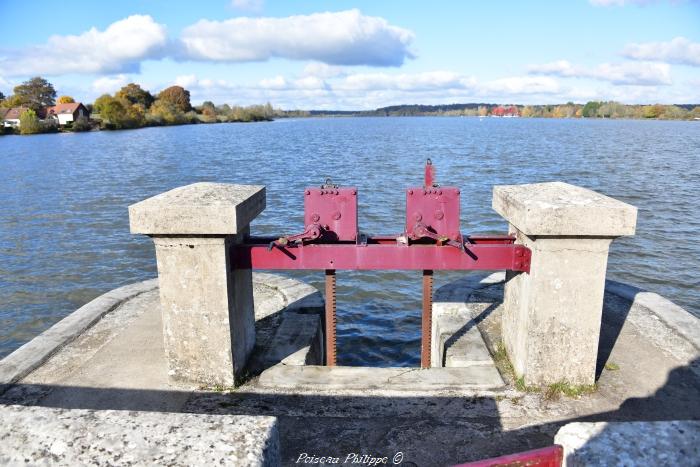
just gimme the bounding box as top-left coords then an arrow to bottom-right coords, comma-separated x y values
258,365 -> 504,390
1,272 -> 698,466
555,420 -> 700,466
0,404 -> 279,467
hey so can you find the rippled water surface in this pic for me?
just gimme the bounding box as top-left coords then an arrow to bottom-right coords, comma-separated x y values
1,117 -> 698,364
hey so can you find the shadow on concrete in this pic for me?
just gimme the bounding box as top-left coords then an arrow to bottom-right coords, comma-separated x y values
595,290 -> 634,379
2,357 -> 698,466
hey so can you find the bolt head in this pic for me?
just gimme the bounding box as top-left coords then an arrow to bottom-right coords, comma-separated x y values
414,213 -> 422,222
434,210 -> 444,220
332,211 -> 341,220
311,213 -> 320,222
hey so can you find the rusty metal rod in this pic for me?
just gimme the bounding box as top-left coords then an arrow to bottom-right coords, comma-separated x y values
325,269 -> 337,366
421,269 -> 433,368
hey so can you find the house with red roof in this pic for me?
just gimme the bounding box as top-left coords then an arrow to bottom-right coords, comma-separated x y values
2,107 -> 26,128
45,102 -> 89,126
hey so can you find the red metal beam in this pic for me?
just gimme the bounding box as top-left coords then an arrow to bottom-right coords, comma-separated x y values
453,445 -> 563,467
231,242 -> 531,273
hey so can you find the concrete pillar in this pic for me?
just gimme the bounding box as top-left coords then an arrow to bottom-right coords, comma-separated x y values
129,183 -> 265,386
493,182 -> 636,386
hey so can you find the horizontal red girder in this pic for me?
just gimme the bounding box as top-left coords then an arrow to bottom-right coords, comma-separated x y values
231,240 -> 531,273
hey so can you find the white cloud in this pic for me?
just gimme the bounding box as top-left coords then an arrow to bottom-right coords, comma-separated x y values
179,9 -> 414,66
528,60 -> 671,85
0,15 -> 167,77
484,76 -> 561,95
338,71 -> 476,92
622,37 -> 700,66
91,74 -> 130,94
231,0 -> 264,12
302,62 -> 345,79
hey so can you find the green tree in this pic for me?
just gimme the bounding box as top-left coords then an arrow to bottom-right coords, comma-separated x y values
0,91 -> 4,102
19,109 -> 41,134
13,77 -> 56,112
157,86 -> 192,112
57,95 -> 75,104
115,83 -> 154,109
581,101 -> 601,118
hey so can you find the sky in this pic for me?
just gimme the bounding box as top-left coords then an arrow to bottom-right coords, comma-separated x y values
0,0 -> 698,109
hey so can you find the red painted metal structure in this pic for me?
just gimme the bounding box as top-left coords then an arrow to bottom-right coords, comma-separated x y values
453,444 -> 563,467
231,160 -> 531,368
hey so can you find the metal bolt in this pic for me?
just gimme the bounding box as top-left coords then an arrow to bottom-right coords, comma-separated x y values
414,213 -> 422,222
438,190 -> 443,195
408,189 -> 413,195
332,211 -> 341,220
434,210 -> 444,220
352,190 -> 357,195
305,190 -> 310,195
312,213 -> 320,222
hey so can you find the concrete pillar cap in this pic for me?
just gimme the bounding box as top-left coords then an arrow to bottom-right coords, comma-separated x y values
493,181 -> 637,237
129,182 -> 265,235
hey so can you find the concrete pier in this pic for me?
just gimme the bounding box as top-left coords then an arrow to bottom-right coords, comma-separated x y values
1,271 -> 697,465
493,182 -> 637,386
129,182 -> 265,386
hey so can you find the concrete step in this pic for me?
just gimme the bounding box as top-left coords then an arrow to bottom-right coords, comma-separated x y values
443,324 -> 494,368
247,312 -> 323,374
257,365 -> 504,391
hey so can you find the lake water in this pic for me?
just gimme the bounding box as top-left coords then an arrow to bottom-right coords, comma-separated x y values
1,117 -> 698,365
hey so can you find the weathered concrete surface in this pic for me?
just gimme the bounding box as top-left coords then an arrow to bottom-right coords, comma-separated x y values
0,279 -> 158,395
2,272 -> 698,466
153,234 -> 255,386
502,233 -> 613,385
0,404 -> 280,467
431,299 -> 501,370
493,182 -> 637,386
130,183 -> 266,386
129,182 -> 265,235
493,182 -> 637,237
555,421 -> 700,466
258,365 -> 505,390
0,274 -> 322,412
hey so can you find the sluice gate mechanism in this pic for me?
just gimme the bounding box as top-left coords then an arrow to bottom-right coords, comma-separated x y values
231,160 -> 531,367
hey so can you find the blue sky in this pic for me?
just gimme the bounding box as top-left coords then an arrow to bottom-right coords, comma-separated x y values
1,0 -> 698,109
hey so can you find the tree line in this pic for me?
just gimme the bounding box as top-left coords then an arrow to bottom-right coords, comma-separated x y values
0,77 -> 286,135
362,102 -> 700,120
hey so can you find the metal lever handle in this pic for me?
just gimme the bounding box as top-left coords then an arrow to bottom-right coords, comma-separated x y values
269,223 -> 324,250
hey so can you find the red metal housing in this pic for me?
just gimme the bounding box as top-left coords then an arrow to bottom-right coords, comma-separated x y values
406,186 -> 461,242
304,186 -> 358,242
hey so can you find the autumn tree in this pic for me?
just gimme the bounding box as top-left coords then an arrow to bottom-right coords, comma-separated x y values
157,86 -> 192,112
13,77 -> 56,112
643,104 -> 664,119
92,94 -> 114,114
116,83 -> 154,109
57,95 -> 75,104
